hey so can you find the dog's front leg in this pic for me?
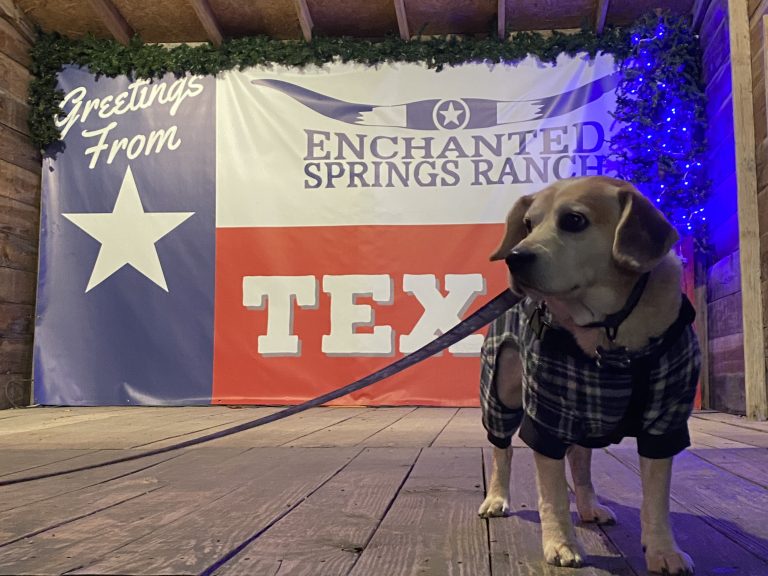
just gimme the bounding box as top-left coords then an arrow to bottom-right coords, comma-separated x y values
535,451 -> 584,567
479,445 -> 512,517
640,456 -> 694,575
567,445 -> 616,525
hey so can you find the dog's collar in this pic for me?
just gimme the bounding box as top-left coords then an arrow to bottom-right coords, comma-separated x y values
583,272 -> 651,342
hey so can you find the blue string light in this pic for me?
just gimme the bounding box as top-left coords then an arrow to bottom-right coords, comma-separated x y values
610,13 -> 710,246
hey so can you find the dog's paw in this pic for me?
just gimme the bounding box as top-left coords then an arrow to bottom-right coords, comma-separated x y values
543,538 -> 584,567
645,546 -> 695,575
576,500 -> 617,525
478,494 -> 509,518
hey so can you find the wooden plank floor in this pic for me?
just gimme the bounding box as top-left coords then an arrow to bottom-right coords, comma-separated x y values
0,407 -> 767,575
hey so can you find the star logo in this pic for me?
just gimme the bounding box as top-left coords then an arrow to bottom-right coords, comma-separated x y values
63,166 -> 194,293
432,99 -> 470,130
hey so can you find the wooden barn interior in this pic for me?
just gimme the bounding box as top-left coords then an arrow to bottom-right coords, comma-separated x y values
1,0 -> 768,575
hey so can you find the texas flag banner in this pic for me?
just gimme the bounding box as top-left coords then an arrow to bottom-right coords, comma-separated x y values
34,54 -> 618,406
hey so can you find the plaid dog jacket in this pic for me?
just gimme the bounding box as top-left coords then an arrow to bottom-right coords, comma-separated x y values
479,295 -> 700,460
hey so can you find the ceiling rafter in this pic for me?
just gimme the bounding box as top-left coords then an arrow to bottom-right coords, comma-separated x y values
595,0 -> 610,34
497,0 -> 506,39
691,0 -> 709,32
394,0 -> 409,40
293,0 -> 313,42
87,0 -> 133,45
0,0 -> 36,44
187,0 -> 222,46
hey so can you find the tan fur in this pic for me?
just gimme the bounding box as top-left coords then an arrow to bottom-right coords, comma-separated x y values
490,175 -> 681,354
480,176 -> 694,575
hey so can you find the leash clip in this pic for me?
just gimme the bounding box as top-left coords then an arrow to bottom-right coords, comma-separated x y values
530,303 -> 551,339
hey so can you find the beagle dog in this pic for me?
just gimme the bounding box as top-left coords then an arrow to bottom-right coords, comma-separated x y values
479,176 -> 700,575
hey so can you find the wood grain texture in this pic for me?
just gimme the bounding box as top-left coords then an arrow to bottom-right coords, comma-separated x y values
0,89 -> 29,136
394,0 -> 409,39
0,448 -> 106,477
688,427 -> 755,448
0,158 -> 39,206
0,373 -> 29,408
707,251 -> 741,301
0,335 -> 31,374
308,0 -> 397,38
363,406 -> 457,447
608,448 -> 768,562
689,415 -> 768,447
432,407 -> 487,447
497,0 -> 506,38
1,406 -> 281,449
0,409 -> 767,574
0,0 -> 36,45
404,0 -> 497,36
0,448 -> 256,575
87,0 -> 133,44
595,0 -> 609,33
207,0 -> 302,40
691,446 -> 768,486
293,0 -> 313,41
728,0 -> 768,420
70,448 -> 359,575
111,0 -> 209,42
195,407 -> 369,448
0,450 -> 178,515
696,409 -> 768,430
595,449 -> 768,575
348,447 -> 490,576
0,229 -> 37,272
0,123 -> 39,173
187,0 -> 222,45
488,447 -> 635,576
708,290 -> 744,339
0,301 -> 33,336
288,406 -> 415,447
213,447 -> 419,575
0,193 -> 38,240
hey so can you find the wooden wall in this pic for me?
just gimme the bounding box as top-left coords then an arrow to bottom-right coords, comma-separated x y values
700,0 -> 746,412
0,5 -> 39,409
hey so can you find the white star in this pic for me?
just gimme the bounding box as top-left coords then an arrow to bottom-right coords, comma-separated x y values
439,102 -> 464,126
63,166 -> 194,293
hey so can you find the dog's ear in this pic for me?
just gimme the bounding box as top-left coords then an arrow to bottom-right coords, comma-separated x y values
490,195 -> 534,261
612,184 -> 679,272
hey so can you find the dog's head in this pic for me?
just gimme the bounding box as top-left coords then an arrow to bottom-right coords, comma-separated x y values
490,176 -> 679,300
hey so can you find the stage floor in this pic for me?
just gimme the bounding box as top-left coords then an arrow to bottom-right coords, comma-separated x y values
1,406 -> 767,575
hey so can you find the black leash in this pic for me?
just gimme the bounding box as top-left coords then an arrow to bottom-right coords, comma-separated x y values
0,289 -> 519,487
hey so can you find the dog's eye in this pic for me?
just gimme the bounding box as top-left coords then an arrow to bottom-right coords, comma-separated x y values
523,218 -> 533,233
558,212 -> 589,233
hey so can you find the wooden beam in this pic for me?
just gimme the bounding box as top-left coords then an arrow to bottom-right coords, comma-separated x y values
497,0 -> 506,39
394,0 -> 409,41
187,0 -> 222,46
87,0 -> 133,45
727,0 -> 768,420
595,0 -> 610,34
691,0 -> 709,32
764,16 -> 768,133
293,0 -> 313,42
0,0 -> 35,44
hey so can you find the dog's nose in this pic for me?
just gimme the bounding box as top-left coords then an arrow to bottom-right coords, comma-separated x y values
504,249 -> 536,272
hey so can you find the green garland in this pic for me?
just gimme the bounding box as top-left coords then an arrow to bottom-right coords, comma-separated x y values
26,13 -> 709,244
28,28 -> 630,149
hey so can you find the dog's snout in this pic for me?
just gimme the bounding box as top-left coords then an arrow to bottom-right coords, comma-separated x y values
504,249 -> 537,272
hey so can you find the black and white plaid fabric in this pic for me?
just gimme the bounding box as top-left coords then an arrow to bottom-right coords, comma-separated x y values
480,296 -> 701,453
